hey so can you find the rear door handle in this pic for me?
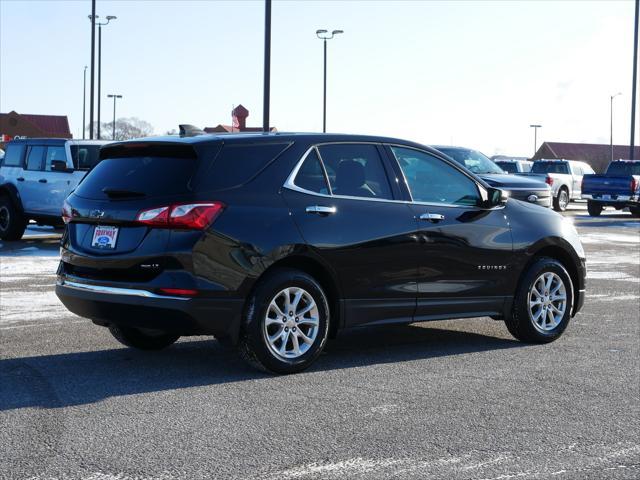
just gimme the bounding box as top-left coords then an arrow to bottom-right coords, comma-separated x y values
419,213 -> 445,222
306,205 -> 336,215
16,177 -> 24,182
39,179 -> 48,183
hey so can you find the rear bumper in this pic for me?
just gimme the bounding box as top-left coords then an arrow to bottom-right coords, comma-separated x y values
581,194 -> 637,207
55,277 -> 244,340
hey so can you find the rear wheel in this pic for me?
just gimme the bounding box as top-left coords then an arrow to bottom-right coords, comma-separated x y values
108,324 -> 180,350
505,257 -> 573,343
0,196 -> 26,241
553,188 -> 569,212
587,200 -> 603,217
238,268 -> 330,374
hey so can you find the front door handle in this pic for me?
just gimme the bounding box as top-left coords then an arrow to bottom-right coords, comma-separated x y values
419,213 -> 445,222
39,179 -> 48,183
16,177 -> 24,182
306,205 -> 336,215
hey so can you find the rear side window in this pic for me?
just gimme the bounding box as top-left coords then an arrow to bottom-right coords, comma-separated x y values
294,149 -> 330,194
318,144 -> 393,200
71,145 -> 101,170
26,146 -> 45,171
2,144 -> 24,167
74,156 -> 197,200
45,146 -> 67,171
531,162 -> 569,174
197,143 -> 290,192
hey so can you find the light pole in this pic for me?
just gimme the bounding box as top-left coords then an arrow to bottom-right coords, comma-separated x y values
530,124 -> 542,157
263,0 -> 271,133
88,14 -> 117,139
89,1 -> 96,139
107,94 -> 122,140
610,92 -> 622,162
316,29 -> 343,133
82,65 -> 87,139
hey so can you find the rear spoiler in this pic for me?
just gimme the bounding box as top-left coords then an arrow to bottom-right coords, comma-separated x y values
100,142 -> 198,160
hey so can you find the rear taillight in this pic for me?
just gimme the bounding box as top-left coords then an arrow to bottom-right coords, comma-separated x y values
545,176 -> 554,186
158,288 -> 199,297
631,178 -> 638,193
62,200 -> 73,224
136,202 -> 224,230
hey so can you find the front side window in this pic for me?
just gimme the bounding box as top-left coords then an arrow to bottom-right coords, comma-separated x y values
25,146 -> 45,171
45,146 -> 67,171
391,146 -> 481,206
294,149 -> 330,194
437,147 -> 504,175
317,144 -> 393,200
2,144 -> 24,167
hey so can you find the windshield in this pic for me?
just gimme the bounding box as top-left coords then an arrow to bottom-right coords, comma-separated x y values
531,162 -> 569,174
606,162 -> 640,176
437,148 -> 504,174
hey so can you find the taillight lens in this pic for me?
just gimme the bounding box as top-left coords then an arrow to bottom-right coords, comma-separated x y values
136,202 -> 224,230
62,200 -> 73,224
631,178 -> 638,192
545,176 -> 554,186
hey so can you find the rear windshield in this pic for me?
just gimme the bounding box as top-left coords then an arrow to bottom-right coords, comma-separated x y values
71,145 -> 102,170
531,162 -> 569,174
495,162 -> 517,173
74,156 -> 197,199
606,162 -> 640,176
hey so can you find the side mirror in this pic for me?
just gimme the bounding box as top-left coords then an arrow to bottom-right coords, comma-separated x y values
52,160 -> 73,173
487,187 -> 508,207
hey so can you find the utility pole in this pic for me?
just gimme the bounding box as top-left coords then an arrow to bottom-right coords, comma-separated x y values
263,0 -> 271,133
530,124 -> 542,157
610,93 -> 622,162
107,94 -> 122,140
89,0 -> 96,139
630,0 -> 639,160
316,29 -> 343,133
82,66 -> 87,139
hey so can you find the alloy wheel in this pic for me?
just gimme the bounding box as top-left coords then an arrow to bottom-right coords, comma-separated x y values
559,190 -> 569,210
528,272 -> 567,332
263,287 -> 319,359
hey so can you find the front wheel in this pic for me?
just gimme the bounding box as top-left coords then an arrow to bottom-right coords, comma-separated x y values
553,188 -> 569,212
108,324 -> 180,350
238,268 -> 330,374
0,196 -> 27,241
505,257 -> 574,343
587,200 -> 603,217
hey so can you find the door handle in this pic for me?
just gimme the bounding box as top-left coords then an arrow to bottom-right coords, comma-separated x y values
306,205 -> 336,215
419,213 -> 445,222
16,177 -> 24,182
39,179 -> 48,183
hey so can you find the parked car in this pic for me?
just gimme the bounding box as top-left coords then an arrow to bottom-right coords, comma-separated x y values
518,159 -> 595,212
56,133 -> 586,374
581,160 -> 640,217
494,159 -> 533,174
432,146 -> 552,208
0,138 -> 109,240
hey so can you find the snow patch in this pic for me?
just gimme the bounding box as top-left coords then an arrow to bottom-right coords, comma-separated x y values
586,271 -> 639,282
581,232 -> 639,244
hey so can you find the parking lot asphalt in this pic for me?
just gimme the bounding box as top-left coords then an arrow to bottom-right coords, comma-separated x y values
0,204 -> 638,480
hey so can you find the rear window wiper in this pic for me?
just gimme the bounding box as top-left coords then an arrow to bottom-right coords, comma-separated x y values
101,187 -> 147,198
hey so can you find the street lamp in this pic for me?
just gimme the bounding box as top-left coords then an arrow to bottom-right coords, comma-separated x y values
107,94 -> 122,140
88,14 -> 117,139
82,65 -> 87,139
316,29 -> 343,133
530,124 -> 542,157
610,92 -> 622,162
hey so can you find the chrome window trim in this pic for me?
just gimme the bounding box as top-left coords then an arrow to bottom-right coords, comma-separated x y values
283,142 -> 505,211
57,279 -> 190,301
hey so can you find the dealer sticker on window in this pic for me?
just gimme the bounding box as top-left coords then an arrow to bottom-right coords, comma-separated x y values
91,225 -> 119,249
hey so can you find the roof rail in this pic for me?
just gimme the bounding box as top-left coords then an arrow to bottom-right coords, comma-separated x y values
178,124 -> 206,137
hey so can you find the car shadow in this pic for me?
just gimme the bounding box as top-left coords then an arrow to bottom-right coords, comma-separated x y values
0,324 -> 521,411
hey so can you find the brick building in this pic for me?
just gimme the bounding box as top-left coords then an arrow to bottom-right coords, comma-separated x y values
0,111 -> 72,143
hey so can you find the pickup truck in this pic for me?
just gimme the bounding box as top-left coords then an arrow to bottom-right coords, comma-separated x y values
581,160 -> 640,217
0,138 -> 109,240
517,159 -> 595,212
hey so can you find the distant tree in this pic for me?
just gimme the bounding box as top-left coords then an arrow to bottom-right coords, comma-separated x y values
165,129 -> 178,136
98,117 -> 154,140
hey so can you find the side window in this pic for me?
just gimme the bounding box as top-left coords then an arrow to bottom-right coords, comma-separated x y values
391,146 -> 481,206
582,163 -> 594,174
294,149 -> 330,194
317,144 -> 393,200
71,145 -> 101,170
45,146 -> 67,171
25,146 -> 45,171
1,144 -> 25,167
573,164 -> 583,176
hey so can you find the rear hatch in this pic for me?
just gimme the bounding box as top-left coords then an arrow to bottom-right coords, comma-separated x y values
582,174 -> 637,197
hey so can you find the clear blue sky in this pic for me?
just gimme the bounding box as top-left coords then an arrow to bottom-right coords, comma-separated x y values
0,0 -> 637,156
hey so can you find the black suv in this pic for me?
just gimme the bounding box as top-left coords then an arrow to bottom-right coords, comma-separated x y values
56,133 -> 586,374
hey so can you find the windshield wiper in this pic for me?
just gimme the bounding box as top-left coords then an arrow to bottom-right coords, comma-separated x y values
102,187 -> 147,198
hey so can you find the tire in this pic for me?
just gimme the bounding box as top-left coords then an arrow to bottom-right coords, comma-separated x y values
553,187 -> 569,212
237,268 -> 330,374
504,257 -> 574,344
0,195 -> 27,241
629,206 -> 640,217
587,200 -> 603,217
108,324 -> 180,350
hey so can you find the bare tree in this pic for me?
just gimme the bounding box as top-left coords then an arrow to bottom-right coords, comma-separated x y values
98,117 -> 154,140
